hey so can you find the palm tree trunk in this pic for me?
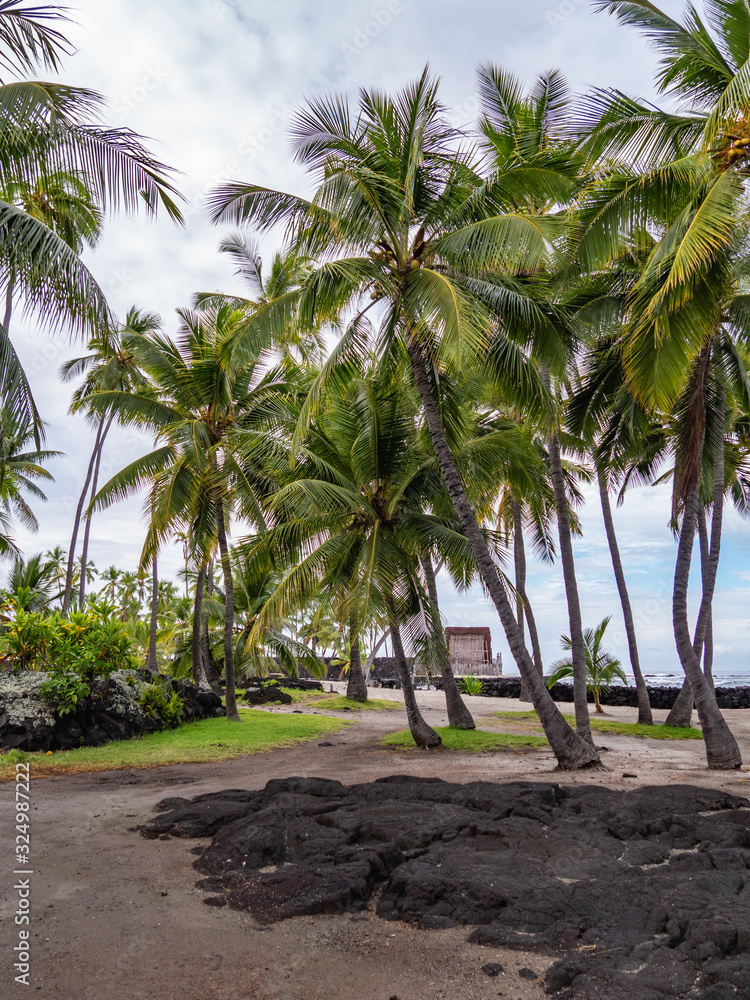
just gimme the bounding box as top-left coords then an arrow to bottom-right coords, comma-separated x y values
704,608 -> 714,690
202,561 -> 222,692
667,510 -> 710,726
346,624 -> 368,701
386,599 -> 441,747
406,336 -> 599,769
514,499 -> 544,702
547,420 -> 593,745
421,551 -> 475,729
699,501 -> 715,690
78,413 -> 115,607
667,389 -> 726,727
597,464 -> 653,724
62,416 -> 106,614
215,497 -> 240,721
363,630 -> 388,682
147,555 -> 159,672
673,485 -> 740,768
3,279 -> 13,332
192,563 -> 210,689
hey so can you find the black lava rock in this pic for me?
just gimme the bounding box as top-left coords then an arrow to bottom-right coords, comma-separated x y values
138,777 -> 750,1000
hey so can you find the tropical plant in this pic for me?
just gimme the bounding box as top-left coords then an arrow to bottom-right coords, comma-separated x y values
208,69 -> 600,769
0,406 -> 59,555
59,307 -> 159,611
571,0 -> 750,767
88,302 -> 295,720
546,616 -> 627,713
242,362 -> 486,742
0,3 -> 182,435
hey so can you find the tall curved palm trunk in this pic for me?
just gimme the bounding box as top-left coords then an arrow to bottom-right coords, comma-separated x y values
596,465 -> 653,724
191,563 -> 210,689
699,512 -> 715,690
62,416 -> 106,613
147,555 -> 159,672
215,496 -> 240,722
421,552 -> 475,729
78,412 -> 115,606
667,395 -> 726,728
407,339 -> 599,769
673,485 -> 740,768
386,601 -> 441,748
513,500 -> 544,703
546,423 -> 594,745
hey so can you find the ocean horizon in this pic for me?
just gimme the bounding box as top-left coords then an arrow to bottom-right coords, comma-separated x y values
500,670 -> 750,688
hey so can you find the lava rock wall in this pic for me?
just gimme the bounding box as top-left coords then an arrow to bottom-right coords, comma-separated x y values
0,669 -> 223,752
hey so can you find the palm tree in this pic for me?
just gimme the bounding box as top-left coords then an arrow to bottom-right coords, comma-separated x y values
243,363 -> 475,745
0,4 -> 182,434
59,308 -> 159,612
4,552 -> 60,611
208,70 -> 600,769
99,565 -> 120,604
546,616 -> 627,713
89,303 -> 294,721
0,405 -> 59,554
571,0 -> 750,767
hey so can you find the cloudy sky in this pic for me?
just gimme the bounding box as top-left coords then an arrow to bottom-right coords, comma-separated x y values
9,0 -> 749,678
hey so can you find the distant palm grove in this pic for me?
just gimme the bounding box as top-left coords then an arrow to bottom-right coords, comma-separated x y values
1,0 -> 749,771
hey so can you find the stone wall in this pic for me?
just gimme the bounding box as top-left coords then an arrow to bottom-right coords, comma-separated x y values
438,675 -> 750,710
0,669 -> 224,752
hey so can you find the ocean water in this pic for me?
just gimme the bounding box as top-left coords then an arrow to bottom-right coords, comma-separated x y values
639,673 -> 750,689
502,671 -> 750,688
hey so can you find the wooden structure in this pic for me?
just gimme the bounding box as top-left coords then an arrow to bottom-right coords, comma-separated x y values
444,626 -> 501,675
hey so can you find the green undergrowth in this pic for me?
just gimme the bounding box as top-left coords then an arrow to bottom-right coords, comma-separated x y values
382,726 -> 549,752
492,710 -> 703,740
0,708 -> 348,781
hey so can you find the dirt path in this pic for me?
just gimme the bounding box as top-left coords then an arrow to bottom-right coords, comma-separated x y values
2,687 -> 749,1000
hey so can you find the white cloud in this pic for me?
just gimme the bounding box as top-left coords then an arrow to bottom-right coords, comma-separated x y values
8,0 -> 748,679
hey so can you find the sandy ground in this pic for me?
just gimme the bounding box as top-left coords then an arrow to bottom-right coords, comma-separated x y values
1,685 -> 750,1000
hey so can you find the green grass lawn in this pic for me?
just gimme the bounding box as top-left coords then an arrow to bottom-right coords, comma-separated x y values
0,708 -> 349,781
267,689 -> 398,712
304,694 -> 398,712
491,710 -> 703,740
382,726 -> 549,752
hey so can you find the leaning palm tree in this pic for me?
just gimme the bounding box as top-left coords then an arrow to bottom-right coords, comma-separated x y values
571,0 -> 750,767
88,302 -> 296,721
208,69 -> 599,769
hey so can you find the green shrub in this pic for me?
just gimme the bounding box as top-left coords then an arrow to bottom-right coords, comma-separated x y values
38,671 -> 90,717
4,607 -> 139,717
457,674 -> 484,696
0,609 -> 56,669
140,684 -> 184,728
